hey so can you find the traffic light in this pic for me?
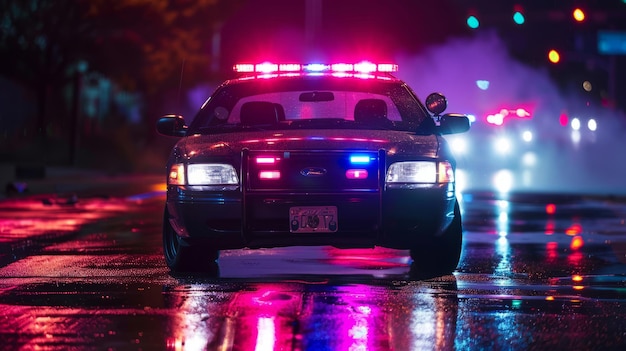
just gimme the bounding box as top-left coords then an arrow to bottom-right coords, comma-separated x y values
513,5 -> 525,25
466,9 -> 480,29
548,49 -> 560,64
467,14 -> 480,29
573,8 -> 585,22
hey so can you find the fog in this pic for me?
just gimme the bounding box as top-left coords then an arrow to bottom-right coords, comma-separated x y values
395,31 -> 626,196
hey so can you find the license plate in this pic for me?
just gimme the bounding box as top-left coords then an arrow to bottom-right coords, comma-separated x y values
289,206 -> 338,233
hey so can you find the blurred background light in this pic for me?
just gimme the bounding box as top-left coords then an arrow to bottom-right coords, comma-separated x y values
476,80 -> 490,90
494,137 -> 512,155
467,15 -> 480,29
573,8 -> 585,22
493,170 -> 514,193
548,49 -> 560,63
587,119 -> 597,131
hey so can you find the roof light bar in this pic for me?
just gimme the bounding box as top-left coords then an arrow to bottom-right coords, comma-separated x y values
255,62 -> 278,73
233,62 -> 397,74
304,63 -> 330,72
377,63 -> 398,72
233,64 -> 254,73
279,64 -> 301,72
331,63 -> 353,72
354,61 -> 377,73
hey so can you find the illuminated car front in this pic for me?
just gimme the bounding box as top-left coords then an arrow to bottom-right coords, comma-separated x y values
157,61 -> 470,275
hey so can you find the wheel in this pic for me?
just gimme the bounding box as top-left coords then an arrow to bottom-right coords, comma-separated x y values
409,200 -> 463,275
162,207 -> 219,273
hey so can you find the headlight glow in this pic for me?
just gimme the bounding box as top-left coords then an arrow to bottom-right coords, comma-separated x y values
448,136 -> 468,155
587,118 -> 597,131
386,161 -> 453,185
187,164 -> 239,185
438,162 -> 454,183
493,169 -> 514,193
494,137 -> 512,154
168,163 -> 185,185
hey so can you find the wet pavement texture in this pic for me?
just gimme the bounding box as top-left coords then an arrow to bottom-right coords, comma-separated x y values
0,190 -> 625,350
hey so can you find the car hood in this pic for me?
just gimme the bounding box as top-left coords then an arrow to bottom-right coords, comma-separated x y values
177,129 -> 442,160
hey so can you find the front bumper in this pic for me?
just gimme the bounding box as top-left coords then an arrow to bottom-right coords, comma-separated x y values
165,183 -> 456,250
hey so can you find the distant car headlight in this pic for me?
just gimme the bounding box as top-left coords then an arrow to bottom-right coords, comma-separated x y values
494,137 -> 512,155
448,136 -> 468,155
587,118 -> 597,131
386,161 -> 454,186
168,163 -> 239,186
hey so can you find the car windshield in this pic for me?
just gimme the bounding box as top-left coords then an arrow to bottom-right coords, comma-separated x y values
187,75 -> 433,134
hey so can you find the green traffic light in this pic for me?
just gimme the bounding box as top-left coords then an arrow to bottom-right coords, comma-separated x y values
467,15 -> 479,29
513,11 -> 525,25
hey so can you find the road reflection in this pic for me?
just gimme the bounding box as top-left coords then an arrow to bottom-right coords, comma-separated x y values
0,196 -> 145,243
1,186 -> 626,349
163,277 -> 459,351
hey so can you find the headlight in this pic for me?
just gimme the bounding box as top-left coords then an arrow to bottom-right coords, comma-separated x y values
188,164 -> 238,185
587,118 -> 597,131
494,137 -> 512,155
448,136 -> 468,155
386,161 -> 454,185
168,163 -> 239,186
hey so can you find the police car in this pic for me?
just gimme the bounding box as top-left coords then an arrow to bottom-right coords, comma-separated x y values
156,62 -> 470,274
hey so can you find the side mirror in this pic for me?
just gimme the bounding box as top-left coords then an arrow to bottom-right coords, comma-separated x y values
156,114 -> 187,137
438,113 -> 470,135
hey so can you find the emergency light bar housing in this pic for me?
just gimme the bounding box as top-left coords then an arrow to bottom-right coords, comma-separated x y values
233,62 -> 398,74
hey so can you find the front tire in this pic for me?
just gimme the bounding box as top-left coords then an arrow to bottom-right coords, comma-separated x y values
163,207 -> 219,273
409,200 -> 463,275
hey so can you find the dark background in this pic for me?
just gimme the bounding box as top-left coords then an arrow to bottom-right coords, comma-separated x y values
1,0 -> 624,174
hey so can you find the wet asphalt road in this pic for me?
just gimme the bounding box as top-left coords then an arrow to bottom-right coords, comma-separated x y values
0,190 -> 626,350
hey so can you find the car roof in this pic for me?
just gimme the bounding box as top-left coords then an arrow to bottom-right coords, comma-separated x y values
220,71 -> 405,87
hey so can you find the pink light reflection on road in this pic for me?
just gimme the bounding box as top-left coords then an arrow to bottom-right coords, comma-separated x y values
0,197 -> 144,245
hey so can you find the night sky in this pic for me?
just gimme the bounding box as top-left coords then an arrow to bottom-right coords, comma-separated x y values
218,0 -> 626,111
219,0 -> 468,67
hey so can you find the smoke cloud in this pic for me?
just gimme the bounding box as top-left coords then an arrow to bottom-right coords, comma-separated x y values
395,31 -> 626,196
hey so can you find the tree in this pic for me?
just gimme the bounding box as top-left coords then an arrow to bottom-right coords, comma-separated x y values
0,0 -> 91,138
0,0 -> 245,166
0,0 -> 246,125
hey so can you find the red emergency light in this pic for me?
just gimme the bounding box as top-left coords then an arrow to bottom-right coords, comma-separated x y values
259,171 -> 281,180
486,108 -> 532,126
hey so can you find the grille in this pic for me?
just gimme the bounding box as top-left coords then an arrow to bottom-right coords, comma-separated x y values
246,150 -> 381,192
